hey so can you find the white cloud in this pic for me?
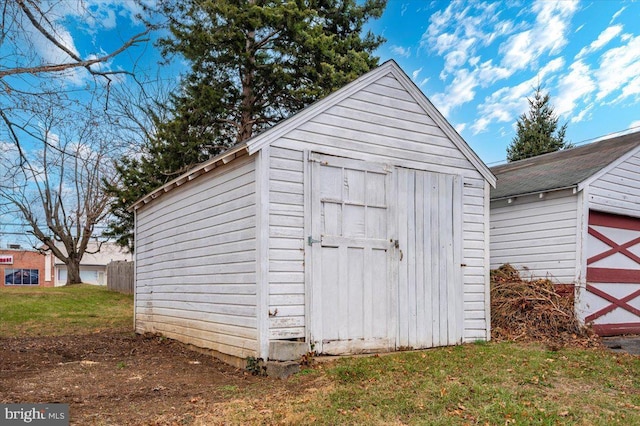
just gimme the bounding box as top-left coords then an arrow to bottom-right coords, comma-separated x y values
57,0 -> 147,30
391,45 -> 411,58
421,0 -> 513,70
617,75 -> 640,102
420,1 -> 522,113
630,120 -> 640,131
470,116 -> 491,135
476,60 -> 511,87
500,0 -> 577,71
576,25 -> 622,58
431,32 -> 459,55
418,78 -> 429,88
443,38 -> 476,74
611,6 -> 626,24
471,73 -> 548,135
468,55 -> 567,135
412,67 -> 422,80
595,34 -> 640,101
431,68 -> 479,118
539,57 -> 565,77
570,104 -> 593,124
555,60 -> 595,117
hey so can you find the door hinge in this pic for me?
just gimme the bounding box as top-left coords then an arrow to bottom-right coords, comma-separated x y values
307,236 -> 321,246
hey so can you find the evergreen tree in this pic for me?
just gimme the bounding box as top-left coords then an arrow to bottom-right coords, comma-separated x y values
105,0 -> 386,251
506,85 -> 572,162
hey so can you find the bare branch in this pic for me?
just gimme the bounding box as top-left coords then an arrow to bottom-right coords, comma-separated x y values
0,31 -> 150,78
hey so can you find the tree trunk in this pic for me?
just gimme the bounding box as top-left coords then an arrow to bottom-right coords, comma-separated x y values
66,260 -> 82,285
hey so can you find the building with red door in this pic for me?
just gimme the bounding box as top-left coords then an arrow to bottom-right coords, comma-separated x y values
0,248 -> 54,288
490,131 -> 640,336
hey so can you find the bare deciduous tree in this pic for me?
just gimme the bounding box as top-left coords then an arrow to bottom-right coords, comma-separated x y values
0,0 -> 151,284
1,103 -> 117,284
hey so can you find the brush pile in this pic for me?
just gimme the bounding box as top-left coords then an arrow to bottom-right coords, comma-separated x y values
491,264 -> 600,348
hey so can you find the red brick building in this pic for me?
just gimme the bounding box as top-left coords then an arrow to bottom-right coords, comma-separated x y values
0,249 -> 54,288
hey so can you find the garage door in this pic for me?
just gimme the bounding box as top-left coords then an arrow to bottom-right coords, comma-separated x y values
585,210 -> 640,335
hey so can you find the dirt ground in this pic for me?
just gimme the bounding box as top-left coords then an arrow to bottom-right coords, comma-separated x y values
0,331 -> 318,425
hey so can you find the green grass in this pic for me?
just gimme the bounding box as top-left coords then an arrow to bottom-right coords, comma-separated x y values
288,344 -> 640,425
0,284 -> 133,337
217,343 -> 640,425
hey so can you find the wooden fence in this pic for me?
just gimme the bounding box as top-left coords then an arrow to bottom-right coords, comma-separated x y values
107,261 -> 134,294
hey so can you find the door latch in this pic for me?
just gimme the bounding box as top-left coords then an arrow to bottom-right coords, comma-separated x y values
308,236 -> 321,246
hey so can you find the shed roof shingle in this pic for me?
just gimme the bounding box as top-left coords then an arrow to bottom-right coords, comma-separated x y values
490,131 -> 640,200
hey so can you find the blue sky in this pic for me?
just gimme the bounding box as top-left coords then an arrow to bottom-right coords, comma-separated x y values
13,0 -> 640,166
370,0 -> 640,164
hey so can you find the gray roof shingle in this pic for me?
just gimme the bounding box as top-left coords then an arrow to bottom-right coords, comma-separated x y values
490,131 -> 640,200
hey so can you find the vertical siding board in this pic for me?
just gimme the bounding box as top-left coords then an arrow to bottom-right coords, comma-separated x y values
430,174 -> 441,346
310,160 -> 324,350
422,172 -> 434,347
438,174 -> 450,345
406,170 -> 418,346
363,244 -> 373,340
387,169 -> 399,350
337,245 -> 349,340
415,171 -> 426,347
452,175 -> 464,343
397,168 -> 409,347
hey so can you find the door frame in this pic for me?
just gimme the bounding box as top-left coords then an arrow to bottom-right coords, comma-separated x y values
305,151 -> 397,354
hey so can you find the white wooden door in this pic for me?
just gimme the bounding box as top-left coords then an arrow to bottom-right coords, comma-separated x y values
583,210 -> 640,335
309,153 -> 395,354
396,168 -> 463,349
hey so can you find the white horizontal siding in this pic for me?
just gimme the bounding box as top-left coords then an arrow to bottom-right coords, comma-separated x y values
270,73 -> 489,343
490,189 -> 579,284
273,75 -> 481,180
589,152 -> 640,218
135,156 -> 258,359
268,146 -> 306,339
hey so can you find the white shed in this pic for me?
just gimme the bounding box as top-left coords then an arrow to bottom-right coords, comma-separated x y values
131,61 -> 495,364
490,131 -> 640,336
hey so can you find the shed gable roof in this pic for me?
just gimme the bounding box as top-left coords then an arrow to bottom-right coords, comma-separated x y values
246,60 -> 495,186
131,60 -> 494,210
490,131 -> 640,200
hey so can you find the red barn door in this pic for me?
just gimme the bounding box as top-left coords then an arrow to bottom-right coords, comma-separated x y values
585,211 -> 640,335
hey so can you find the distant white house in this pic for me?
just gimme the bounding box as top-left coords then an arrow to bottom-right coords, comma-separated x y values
51,241 -> 132,286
